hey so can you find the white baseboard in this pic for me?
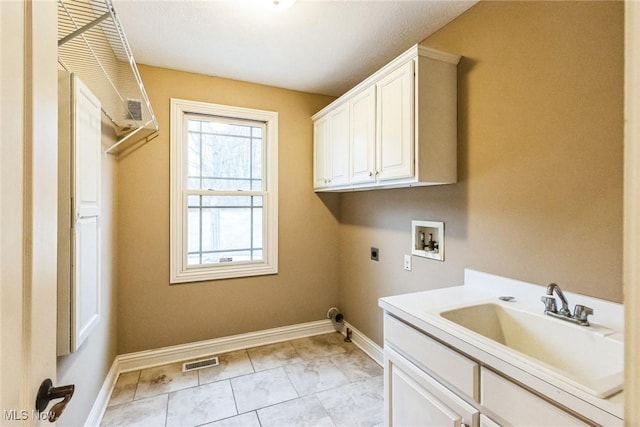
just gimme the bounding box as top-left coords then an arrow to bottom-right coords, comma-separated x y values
118,319 -> 335,373
341,321 -> 383,366
87,318 -> 381,426
84,358 -> 119,427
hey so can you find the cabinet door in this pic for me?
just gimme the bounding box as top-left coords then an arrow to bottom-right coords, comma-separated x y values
385,348 -> 478,427
376,61 -> 414,182
313,116 -> 329,189
480,414 -> 501,427
481,368 -> 590,427
328,103 -> 350,186
350,86 -> 376,184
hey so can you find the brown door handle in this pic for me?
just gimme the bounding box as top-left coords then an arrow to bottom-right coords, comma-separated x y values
35,379 -> 75,422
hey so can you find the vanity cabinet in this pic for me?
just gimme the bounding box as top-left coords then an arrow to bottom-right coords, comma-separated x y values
481,368 -> 588,426
386,347 -> 478,427
383,313 -> 594,427
312,44 -> 460,191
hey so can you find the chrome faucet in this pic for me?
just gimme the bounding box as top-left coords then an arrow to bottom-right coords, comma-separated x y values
540,283 -> 594,326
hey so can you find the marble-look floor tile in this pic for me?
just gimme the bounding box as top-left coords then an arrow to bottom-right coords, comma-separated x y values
283,358 -> 350,396
107,371 -> 140,407
258,395 -> 335,427
199,350 -> 254,384
205,412 -> 261,427
317,376 -> 384,427
166,380 -> 237,427
135,362 -> 198,400
290,333 -> 350,360
102,336 -> 385,427
231,367 -> 298,413
331,349 -> 383,382
100,394 -> 167,427
247,341 -> 304,371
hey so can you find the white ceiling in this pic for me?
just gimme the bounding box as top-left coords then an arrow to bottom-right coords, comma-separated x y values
111,0 -> 477,97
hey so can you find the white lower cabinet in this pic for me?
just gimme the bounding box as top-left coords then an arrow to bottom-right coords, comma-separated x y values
481,368 -> 589,426
383,313 -> 597,427
385,347 -> 479,427
479,414 -> 501,427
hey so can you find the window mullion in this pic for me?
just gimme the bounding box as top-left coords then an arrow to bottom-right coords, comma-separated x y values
184,190 -> 266,197
250,196 -> 254,261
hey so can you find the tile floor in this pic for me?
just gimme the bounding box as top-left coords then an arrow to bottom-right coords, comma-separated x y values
100,333 -> 384,427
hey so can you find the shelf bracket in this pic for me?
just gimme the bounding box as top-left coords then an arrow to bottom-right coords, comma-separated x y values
58,11 -> 110,47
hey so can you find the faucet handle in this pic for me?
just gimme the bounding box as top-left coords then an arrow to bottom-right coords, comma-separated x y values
573,305 -> 594,324
540,295 -> 557,313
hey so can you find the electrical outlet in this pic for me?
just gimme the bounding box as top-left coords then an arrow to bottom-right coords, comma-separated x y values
370,247 -> 379,261
403,254 -> 412,271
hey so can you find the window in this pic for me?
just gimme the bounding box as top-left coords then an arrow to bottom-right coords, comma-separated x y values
170,99 -> 278,283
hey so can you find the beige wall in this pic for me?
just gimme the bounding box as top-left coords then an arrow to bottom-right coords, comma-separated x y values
57,124 -> 119,426
117,1 -> 622,355
117,66 -> 338,353
339,1 -> 624,345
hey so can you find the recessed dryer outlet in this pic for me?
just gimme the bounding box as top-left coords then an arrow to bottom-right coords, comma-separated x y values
412,220 -> 444,261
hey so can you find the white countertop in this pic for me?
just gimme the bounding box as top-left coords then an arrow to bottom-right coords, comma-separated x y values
379,269 -> 624,424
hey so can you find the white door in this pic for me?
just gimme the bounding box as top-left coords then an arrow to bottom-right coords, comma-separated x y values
1,0 -> 64,423
71,77 -> 102,352
625,2 -> 640,422
376,61 -> 415,182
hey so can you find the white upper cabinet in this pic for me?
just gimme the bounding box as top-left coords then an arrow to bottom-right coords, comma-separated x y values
376,60 -> 415,182
314,103 -> 350,189
349,86 -> 376,184
328,103 -> 350,187
313,116 -> 329,188
313,44 -> 460,191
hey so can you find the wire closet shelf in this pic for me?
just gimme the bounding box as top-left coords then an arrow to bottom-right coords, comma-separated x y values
57,0 -> 159,154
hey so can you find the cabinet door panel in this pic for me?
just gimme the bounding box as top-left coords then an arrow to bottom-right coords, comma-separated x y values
385,348 -> 478,427
480,414 -> 501,427
313,117 -> 329,189
481,368 -> 589,426
329,103 -> 350,186
350,86 -> 376,184
391,366 -> 463,426
384,314 -> 479,401
376,61 -> 414,181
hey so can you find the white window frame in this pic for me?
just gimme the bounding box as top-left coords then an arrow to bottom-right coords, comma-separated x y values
170,98 -> 278,283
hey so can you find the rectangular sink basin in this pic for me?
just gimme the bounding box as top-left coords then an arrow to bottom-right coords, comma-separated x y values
439,303 -> 623,398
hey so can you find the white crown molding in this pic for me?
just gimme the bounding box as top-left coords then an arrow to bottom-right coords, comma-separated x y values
312,43 -> 460,120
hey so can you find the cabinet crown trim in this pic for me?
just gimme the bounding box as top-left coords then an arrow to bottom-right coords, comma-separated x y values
312,44 -> 460,120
